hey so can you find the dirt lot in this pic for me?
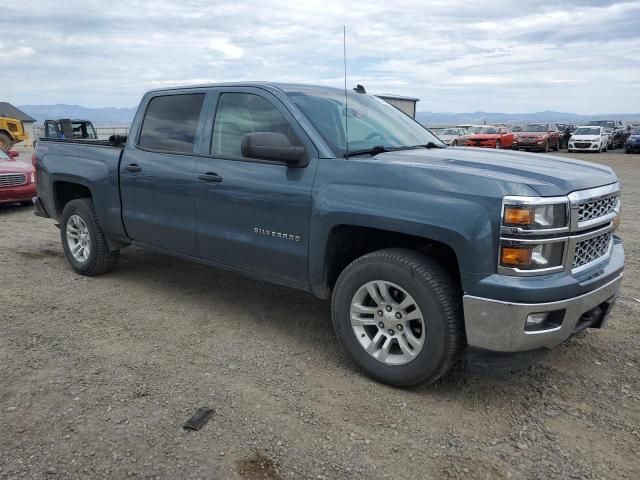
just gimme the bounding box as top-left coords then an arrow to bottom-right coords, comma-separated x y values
1,149 -> 639,479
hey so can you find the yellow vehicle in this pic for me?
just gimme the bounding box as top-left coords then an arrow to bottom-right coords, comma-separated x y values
0,116 -> 29,151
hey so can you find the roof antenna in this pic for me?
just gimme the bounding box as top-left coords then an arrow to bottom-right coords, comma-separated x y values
343,25 -> 349,158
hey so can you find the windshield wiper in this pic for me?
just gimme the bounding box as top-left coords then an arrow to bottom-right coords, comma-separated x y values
344,145 -> 390,158
393,142 -> 445,150
344,142 -> 444,158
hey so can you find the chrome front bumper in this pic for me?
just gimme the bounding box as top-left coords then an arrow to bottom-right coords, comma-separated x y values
463,273 -> 623,352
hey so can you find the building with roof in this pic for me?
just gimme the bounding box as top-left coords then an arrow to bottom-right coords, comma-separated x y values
0,102 -> 36,147
374,94 -> 420,119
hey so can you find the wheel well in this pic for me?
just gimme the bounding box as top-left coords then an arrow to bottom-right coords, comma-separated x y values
54,182 -> 92,216
324,225 -> 460,289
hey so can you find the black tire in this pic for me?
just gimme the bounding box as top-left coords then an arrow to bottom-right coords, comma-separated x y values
60,198 -> 118,276
20,201 -> 32,207
543,141 -> 549,153
452,140 -> 457,147
331,248 -> 463,387
495,140 -> 501,149
553,139 -> 559,151
0,132 -> 13,152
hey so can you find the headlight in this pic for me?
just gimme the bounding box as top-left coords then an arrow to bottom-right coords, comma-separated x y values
500,241 -> 565,270
502,202 -> 568,231
513,135 -> 519,141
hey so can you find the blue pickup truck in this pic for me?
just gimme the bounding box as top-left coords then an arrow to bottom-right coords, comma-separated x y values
33,83 -> 624,386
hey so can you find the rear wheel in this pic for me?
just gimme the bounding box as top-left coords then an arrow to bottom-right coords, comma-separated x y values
331,249 -> 463,387
20,201 -> 32,207
0,133 -> 13,152
60,198 -> 118,276
452,140 -> 457,147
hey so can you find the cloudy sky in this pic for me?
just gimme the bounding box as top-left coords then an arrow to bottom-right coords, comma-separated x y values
2,0 -> 639,113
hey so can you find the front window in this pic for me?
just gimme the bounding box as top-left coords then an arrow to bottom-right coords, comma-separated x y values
441,128 -> 461,135
286,87 -> 442,156
211,93 -> 300,160
574,127 -> 601,135
0,149 -> 9,160
522,124 -> 548,132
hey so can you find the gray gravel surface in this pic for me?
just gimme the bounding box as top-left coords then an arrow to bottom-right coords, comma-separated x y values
1,150 -> 639,479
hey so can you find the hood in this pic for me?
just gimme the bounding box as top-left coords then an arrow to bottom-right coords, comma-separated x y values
571,134 -> 602,140
517,131 -> 547,137
368,147 -> 617,196
0,160 -> 33,175
468,134 -> 500,140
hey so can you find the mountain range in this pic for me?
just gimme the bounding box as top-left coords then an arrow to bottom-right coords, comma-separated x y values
17,104 -> 640,126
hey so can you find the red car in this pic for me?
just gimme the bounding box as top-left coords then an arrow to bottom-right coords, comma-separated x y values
0,150 -> 36,206
465,126 -> 514,149
511,123 -> 561,152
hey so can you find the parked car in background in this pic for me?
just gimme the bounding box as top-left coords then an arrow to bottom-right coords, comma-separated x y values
0,116 -> 29,151
568,126 -> 609,153
557,124 -> 576,149
512,123 -> 560,152
43,119 -> 98,140
464,126 -> 514,149
625,127 -> 640,153
455,124 -> 484,145
0,149 -> 36,206
584,120 -> 626,149
436,127 -> 468,146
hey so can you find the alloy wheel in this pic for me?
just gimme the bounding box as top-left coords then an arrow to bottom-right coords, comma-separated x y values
66,215 -> 91,262
350,280 -> 425,365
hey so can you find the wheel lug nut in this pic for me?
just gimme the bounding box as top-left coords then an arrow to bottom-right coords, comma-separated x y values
397,324 -> 403,331
385,306 -> 392,312
395,312 -> 402,319
377,310 -> 383,317
378,322 -> 384,328
388,329 -> 395,335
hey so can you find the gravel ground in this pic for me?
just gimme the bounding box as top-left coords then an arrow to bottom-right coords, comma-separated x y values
1,149 -> 639,479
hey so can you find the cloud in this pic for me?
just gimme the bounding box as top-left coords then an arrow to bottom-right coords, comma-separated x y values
207,38 -> 245,60
1,0 -> 639,114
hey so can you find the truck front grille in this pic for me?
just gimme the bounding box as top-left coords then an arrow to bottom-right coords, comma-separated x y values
573,232 -> 612,269
0,173 -> 27,187
577,195 -> 618,224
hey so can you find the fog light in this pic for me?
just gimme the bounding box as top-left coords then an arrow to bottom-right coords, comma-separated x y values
526,313 -> 548,326
525,310 -> 565,332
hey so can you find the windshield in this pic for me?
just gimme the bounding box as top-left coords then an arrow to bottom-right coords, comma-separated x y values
476,127 -> 501,134
511,125 -> 523,132
586,121 -> 615,129
441,128 -> 460,135
286,88 -> 443,156
574,127 -> 601,135
0,149 -> 9,160
522,124 -> 548,132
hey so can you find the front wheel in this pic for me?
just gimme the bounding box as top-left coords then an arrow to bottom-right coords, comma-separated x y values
452,140 -> 457,147
543,141 -> 550,153
331,249 -> 463,387
495,140 -> 501,149
60,198 -> 119,276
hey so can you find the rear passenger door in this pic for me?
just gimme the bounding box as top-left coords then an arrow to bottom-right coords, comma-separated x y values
120,92 -> 207,256
194,88 -> 318,286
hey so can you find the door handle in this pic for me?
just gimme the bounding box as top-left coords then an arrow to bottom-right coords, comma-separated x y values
125,163 -> 142,173
198,172 -> 223,183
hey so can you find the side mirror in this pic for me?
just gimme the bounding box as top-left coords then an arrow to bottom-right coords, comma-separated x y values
241,132 -> 307,166
8,150 -> 19,158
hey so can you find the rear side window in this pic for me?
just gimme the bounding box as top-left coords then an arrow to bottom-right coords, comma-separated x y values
138,94 -> 205,153
211,93 -> 298,159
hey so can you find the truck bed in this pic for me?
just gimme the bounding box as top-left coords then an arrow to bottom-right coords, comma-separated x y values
35,138 -> 129,245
